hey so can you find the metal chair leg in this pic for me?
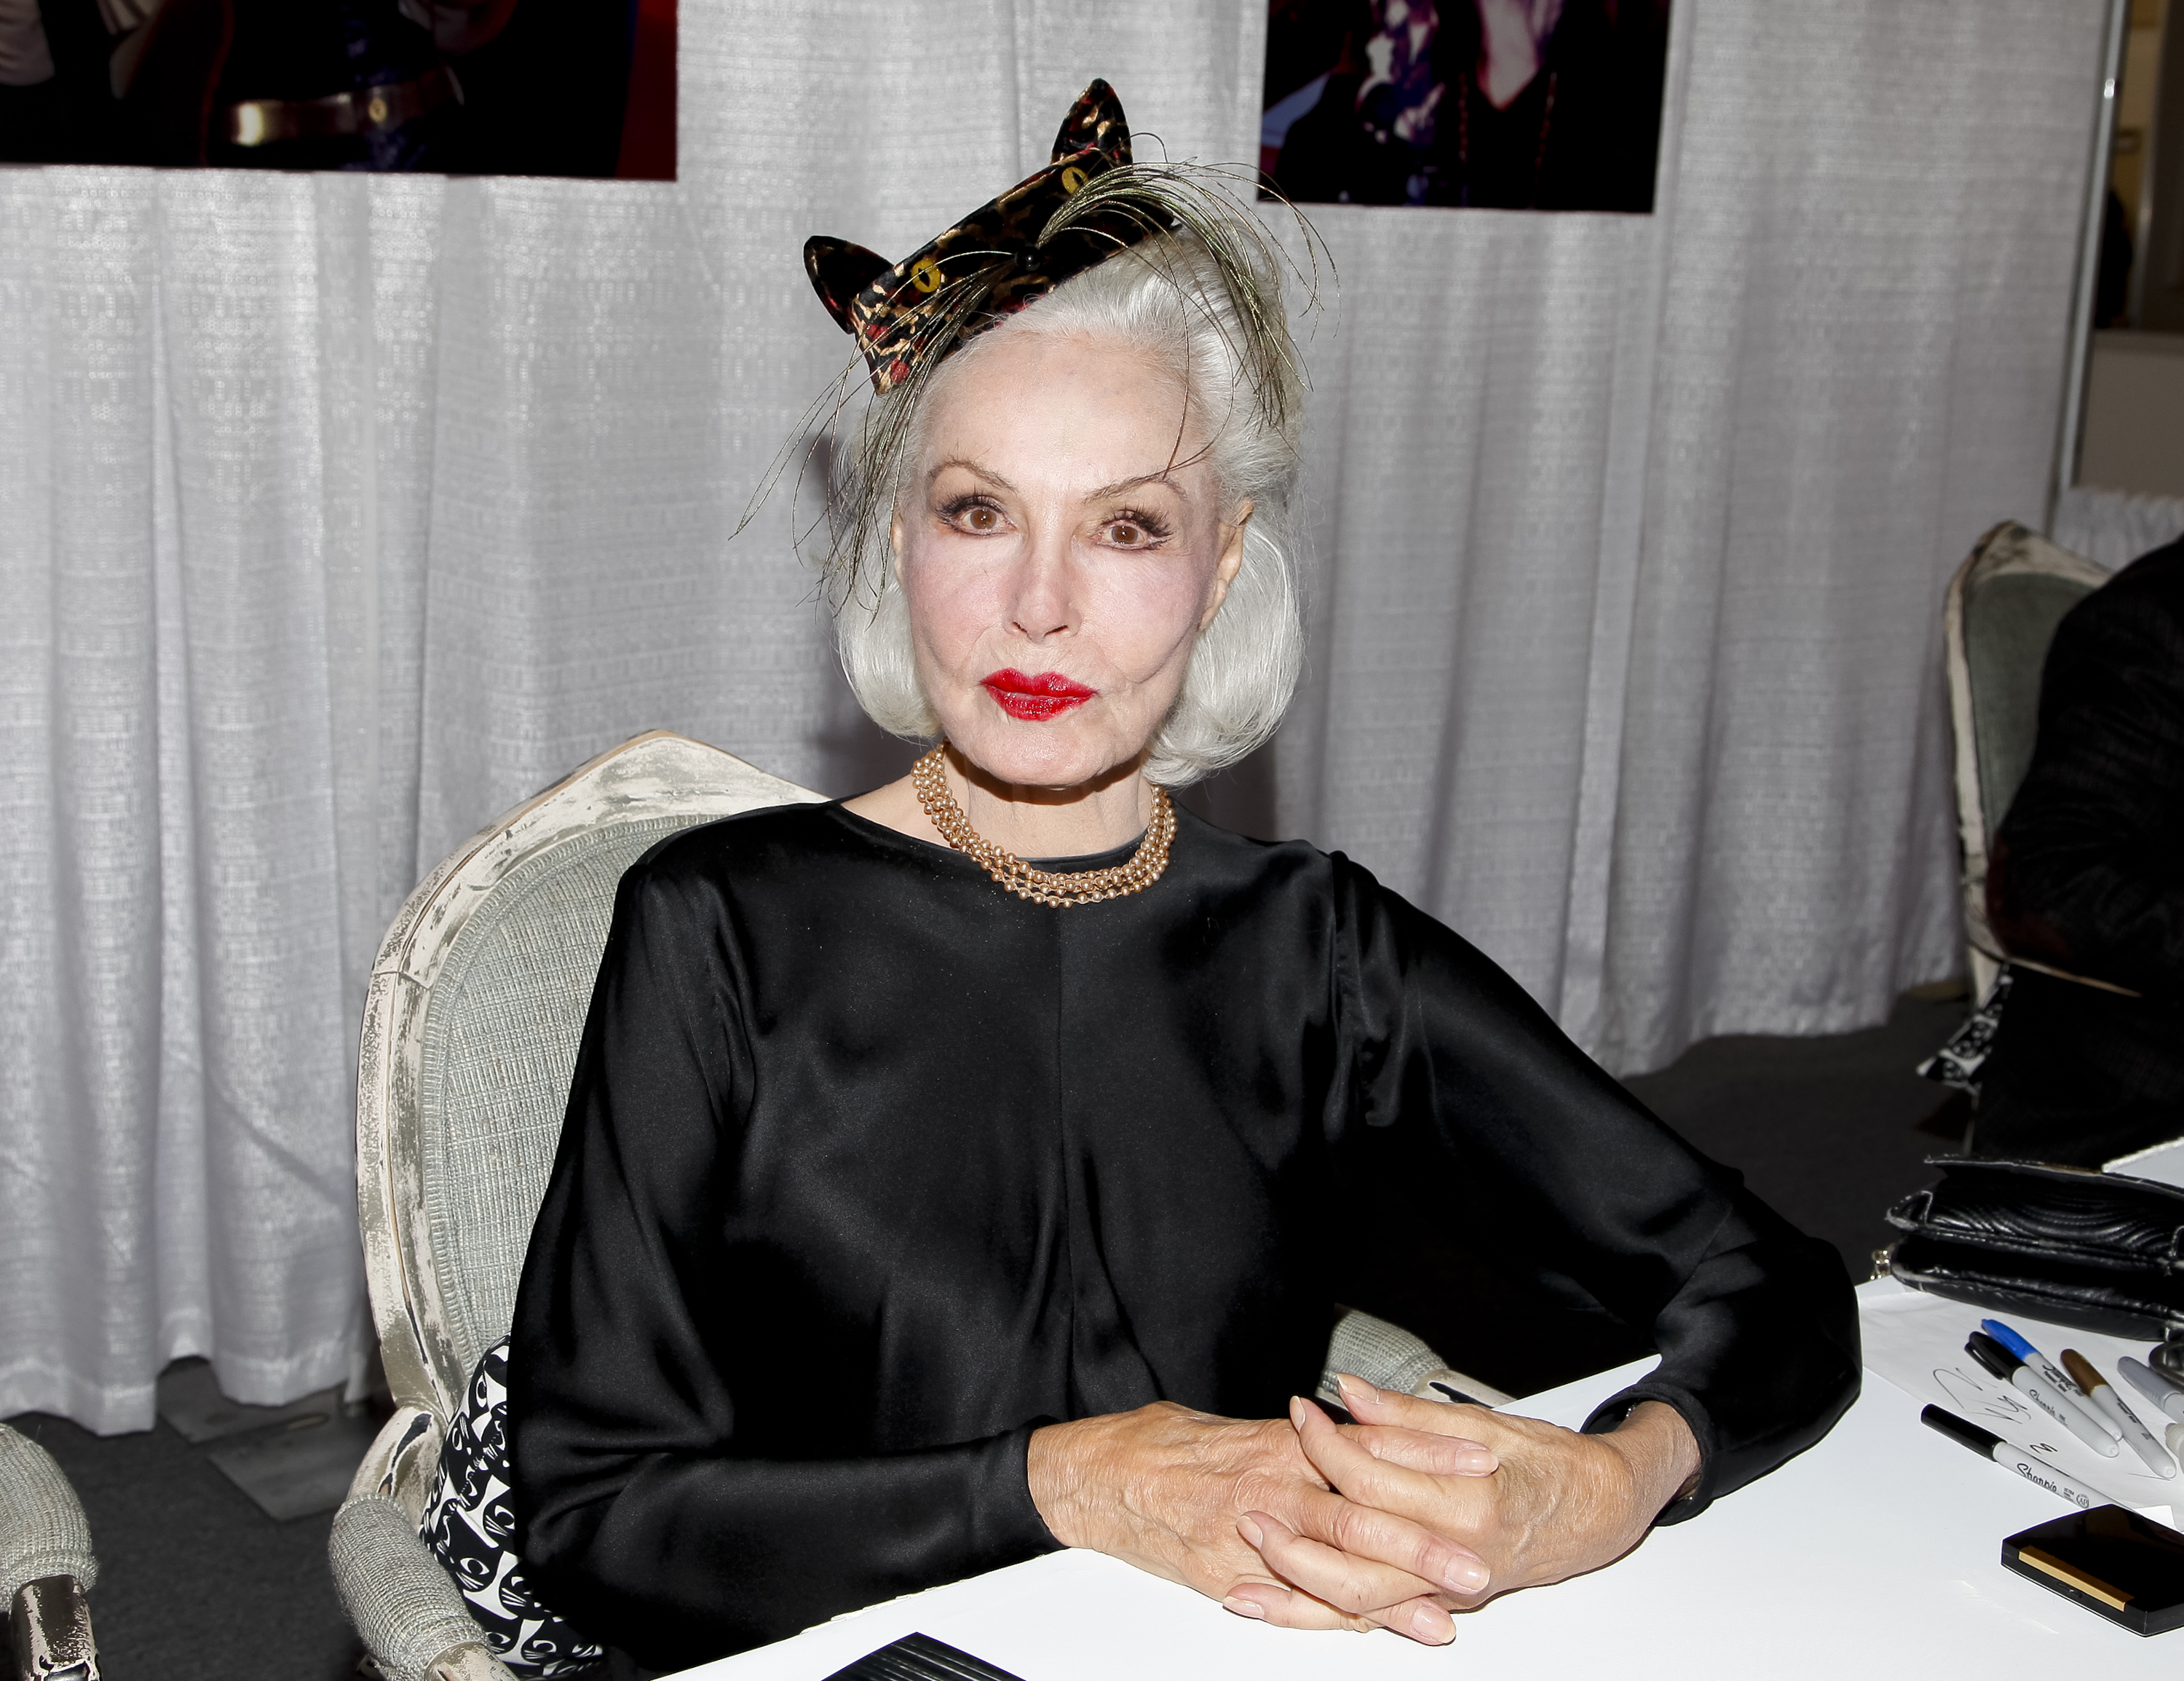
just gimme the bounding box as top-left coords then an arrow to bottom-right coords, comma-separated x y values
9,1575 -> 98,1681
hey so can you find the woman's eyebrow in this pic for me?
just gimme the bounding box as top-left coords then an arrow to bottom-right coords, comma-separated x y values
928,458 -> 1018,492
1083,468 -> 1190,503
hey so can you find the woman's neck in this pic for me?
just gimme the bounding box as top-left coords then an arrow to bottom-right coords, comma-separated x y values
846,744 -> 1155,859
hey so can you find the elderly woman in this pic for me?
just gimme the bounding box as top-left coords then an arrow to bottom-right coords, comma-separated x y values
509,80 -> 1857,1676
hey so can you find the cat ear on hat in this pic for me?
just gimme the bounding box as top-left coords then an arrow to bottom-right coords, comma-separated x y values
804,237 -> 892,334
1049,78 -> 1131,167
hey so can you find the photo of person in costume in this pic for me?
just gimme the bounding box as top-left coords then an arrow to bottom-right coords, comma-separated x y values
502,78 -> 1855,1676
0,0 -> 673,177
1262,0 -> 1670,210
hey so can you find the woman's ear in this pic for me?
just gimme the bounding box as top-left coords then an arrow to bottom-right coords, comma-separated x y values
890,508 -> 905,580
1199,499 -> 1254,630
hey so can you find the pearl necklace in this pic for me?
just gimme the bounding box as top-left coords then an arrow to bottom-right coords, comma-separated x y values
911,744 -> 1175,909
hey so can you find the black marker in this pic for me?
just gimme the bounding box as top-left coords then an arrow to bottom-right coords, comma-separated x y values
1923,1405 -> 2101,1508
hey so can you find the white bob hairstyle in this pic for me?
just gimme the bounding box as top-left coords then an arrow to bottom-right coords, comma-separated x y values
828,232 -> 1307,788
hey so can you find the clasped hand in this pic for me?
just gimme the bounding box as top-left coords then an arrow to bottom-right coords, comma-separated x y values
1026,1377 -> 1699,1645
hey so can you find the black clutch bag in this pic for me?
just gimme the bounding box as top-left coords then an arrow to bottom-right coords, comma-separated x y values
1886,1158 -> 2184,1340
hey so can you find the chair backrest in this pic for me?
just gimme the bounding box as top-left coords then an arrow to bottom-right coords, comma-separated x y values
1942,523 -> 2108,992
357,732 -> 827,1423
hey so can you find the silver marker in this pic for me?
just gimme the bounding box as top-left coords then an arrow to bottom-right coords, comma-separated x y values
2121,1357 -> 2184,1424
2061,1348 -> 2176,1479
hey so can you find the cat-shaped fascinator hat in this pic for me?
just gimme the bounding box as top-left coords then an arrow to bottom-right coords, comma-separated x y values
803,79 -> 1303,400
804,80 -> 1157,394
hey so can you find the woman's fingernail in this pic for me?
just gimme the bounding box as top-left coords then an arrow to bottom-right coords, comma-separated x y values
1412,1603 -> 1456,1643
1336,1373 -> 1378,1409
1222,1596 -> 1267,1620
1441,1557 -> 1489,1594
1237,1512 -> 1267,1549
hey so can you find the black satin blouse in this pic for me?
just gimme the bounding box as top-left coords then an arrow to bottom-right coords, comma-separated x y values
509,802 -> 1858,1669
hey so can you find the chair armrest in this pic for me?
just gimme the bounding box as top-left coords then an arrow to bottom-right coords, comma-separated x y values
9,1575 -> 98,1681
348,1407 -> 444,1524
1320,1308 -> 1515,1409
0,1424 -> 97,1602
329,1493 -> 512,1681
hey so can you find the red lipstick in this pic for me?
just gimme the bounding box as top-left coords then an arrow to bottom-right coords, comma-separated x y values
980,668 -> 1098,721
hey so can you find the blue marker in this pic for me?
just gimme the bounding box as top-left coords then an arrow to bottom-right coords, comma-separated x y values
1982,1319 -> 2121,1444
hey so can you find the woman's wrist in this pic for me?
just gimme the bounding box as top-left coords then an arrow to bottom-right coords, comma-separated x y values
1605,1400 -> 1703,1520
1026,1416 -> 1101,1549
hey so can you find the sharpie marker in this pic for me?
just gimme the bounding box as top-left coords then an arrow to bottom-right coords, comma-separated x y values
1967,1332 -> 2121,1457
2121,1357 -> 2184,1424
1981,1321 -> 2120,1442
1922,1405 -> 2101,1508
2061,1348 -> 2177,1478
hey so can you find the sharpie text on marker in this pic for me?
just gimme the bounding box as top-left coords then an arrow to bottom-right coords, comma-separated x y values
1966,1332 -> 2121,1458
1980,1320 -> 2120,1442
1921,1405 -> 2097,1508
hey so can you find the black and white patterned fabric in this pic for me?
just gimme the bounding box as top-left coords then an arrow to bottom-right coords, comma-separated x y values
420,1340 -> 603,1677
1918,966 -> 2014,1096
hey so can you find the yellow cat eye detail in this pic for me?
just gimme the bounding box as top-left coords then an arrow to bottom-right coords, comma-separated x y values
909,258 -> 943,294
1059,165 -> 1088,194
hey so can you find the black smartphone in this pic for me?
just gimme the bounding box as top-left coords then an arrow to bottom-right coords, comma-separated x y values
824,1631 -> 1028,1681
2003,1506 -> 2184,1635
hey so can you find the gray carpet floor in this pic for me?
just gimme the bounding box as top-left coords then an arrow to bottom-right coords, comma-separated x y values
1624,988 -> 1972,1278
4,989 -> 1970,1680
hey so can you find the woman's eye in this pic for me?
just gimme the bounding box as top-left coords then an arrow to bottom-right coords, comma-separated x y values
946,502 -> 1002,532
1105,521 -> 1150,546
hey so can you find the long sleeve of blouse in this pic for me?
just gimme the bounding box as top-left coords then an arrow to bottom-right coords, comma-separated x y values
1333,863 -> 1860,1511
508,853 -> 1057,1671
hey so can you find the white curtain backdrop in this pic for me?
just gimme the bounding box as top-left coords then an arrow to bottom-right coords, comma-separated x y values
2053,483 -> 2184,569
0,0 -> 2108,1431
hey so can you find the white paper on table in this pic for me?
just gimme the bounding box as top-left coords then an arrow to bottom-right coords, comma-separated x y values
1861,1282 -> 2180,1527
2104,1136 -> 2184,1188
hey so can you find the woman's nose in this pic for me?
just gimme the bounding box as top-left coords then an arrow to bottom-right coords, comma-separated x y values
1005,531 -> 1076,642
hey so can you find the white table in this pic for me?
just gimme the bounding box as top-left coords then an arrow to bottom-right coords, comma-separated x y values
684,1281 -> 2179,1679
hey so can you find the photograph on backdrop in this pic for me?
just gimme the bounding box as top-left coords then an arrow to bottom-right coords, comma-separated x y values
1261,0 -> 1669,211
0,0 -> 674,176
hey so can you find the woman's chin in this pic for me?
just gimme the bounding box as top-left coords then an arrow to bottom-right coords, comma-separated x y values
949,714 -> 1141,793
